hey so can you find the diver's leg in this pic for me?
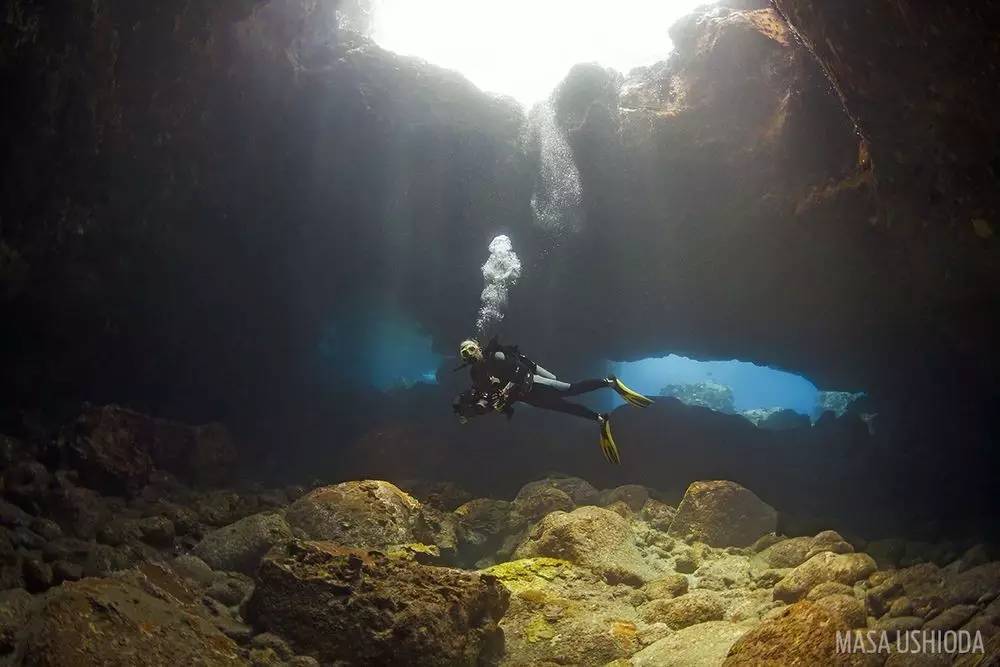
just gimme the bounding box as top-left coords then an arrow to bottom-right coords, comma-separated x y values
534,365 -> 558,380
563,378 -> 612,396
521,386 -> 600,421
523,386 -> 620,463
532,375 -> 610,396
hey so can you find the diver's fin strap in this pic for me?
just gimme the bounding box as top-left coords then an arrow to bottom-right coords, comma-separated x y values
612,377 -> 654,408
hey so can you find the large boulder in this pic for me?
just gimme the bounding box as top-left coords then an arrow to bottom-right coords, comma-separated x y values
284,480 -> 427,548
60,405 -> 155,495
193,512 -> 292,575
723,601 -> 861,665
668,480 -> 777,547
246,540 -> 508,665
513,506 -> 656,584
58,405 -> 237,494
17,568 -> 243,665
632,620 -> 752,667
773,552 -> 877,603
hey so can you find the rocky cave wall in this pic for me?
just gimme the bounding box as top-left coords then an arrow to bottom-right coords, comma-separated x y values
2,1 -> 999,534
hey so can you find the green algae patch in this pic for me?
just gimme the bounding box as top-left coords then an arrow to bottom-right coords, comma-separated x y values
483,557 -> 577,594
524,614 -> 557,643
385,543 -> 441,564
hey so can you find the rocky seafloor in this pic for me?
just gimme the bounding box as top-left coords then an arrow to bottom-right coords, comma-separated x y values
0,405 -> 996,665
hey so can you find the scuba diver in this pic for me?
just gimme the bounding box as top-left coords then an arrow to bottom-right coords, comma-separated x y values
451,337 -> 653,464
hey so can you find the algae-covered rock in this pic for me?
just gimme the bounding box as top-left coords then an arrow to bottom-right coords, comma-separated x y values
639,589 -> 725,629
513,506 -> 656,584
773,551 -> 876,602
643,573 -> 689,600
484,557 -> 581,595
632,620 -> 751,667
488,558 -> 648,666
668,480 -> 777,548
247,540 -> 508,665
805,581 -> 856,601
724,601 -> 861,665
813,593 -> 866,628
284,480 -> 423,548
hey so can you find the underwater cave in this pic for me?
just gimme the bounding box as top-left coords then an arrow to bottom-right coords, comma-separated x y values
1,0 -> 1000,664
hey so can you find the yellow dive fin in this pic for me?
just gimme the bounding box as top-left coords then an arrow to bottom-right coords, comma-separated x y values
611,376 -> 654,408
599,416 -> 621,464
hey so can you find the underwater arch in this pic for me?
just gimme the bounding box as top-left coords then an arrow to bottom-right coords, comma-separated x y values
606,354 -> 864,425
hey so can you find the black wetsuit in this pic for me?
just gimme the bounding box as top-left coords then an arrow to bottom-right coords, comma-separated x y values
467,338 -> 609,421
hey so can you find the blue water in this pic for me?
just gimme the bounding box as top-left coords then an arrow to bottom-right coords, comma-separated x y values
320,310 -> 819,416
318,307 -> 442,391
610,354 -> 819,415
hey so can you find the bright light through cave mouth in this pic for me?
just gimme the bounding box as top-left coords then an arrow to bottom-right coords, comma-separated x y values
367,0 -> 706,107
604,355 -> 864,427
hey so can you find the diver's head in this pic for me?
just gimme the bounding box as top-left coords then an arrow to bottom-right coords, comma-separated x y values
459,339 -> 483,363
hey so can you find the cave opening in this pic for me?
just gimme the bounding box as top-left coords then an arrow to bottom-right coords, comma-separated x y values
317,306 -> 442,392
361,0 -> 706,107
608,354 -> 865,427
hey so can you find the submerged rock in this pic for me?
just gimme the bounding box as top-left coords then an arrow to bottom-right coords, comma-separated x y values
668,480 -> 777,547
18,569 -> 243,665
639,590 -> 726,629
513,506 -> 655,584
773,551 -> 876,602
284,480 -> 426,548
644,573 -> 690,600
515,476 -> 599,507
193,512 -> 292,575
723,601 -> 859,665
60,405 -> 155,495
632,620 -> 752,667
246,540 -> 508,665
512,484 -> 573,523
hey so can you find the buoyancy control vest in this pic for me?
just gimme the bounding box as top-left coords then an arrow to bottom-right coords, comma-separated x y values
469,337 -> 536,395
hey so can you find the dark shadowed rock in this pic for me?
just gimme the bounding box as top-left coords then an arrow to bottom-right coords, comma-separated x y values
194,512 -> 292,575
246,540 -> 508,665
669,480 -> 777,547
512,484 -> 574,522
18,569 -> 242,665
22,558 -> 53,593
396,480 -> 473,511
60,405 -> 156,495
0,588 -> 33,654
600,484 -> 650,512
59,406 -> 237,494
640,498 -> 677,531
